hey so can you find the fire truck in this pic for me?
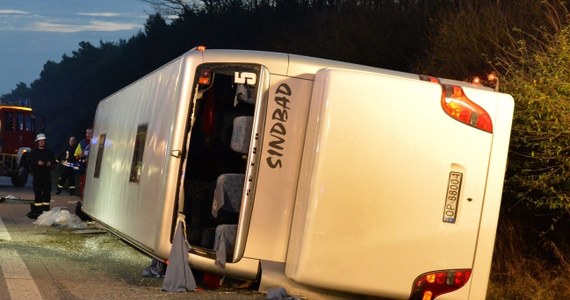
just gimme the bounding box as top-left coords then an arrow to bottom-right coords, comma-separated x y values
0,100 -> 37,186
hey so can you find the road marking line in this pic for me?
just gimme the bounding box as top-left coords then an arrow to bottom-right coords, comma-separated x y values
0,217 -> 43,300
0,217 -> 11,241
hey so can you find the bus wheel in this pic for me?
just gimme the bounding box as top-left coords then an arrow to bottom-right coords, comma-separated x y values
11,166 -> 28,187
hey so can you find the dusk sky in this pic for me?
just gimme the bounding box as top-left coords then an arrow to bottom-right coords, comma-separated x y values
0,0 -> 156,95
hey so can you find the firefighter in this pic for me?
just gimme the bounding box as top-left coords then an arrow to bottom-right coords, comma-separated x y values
56,136 -> 78,195
75,128 -> 92,198
26,133 -> 57,219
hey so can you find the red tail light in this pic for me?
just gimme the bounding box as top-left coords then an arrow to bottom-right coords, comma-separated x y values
419,75 -> 493,133
441,84 -> 493,133
410,269 -> 472,300
419,75 -> 440,83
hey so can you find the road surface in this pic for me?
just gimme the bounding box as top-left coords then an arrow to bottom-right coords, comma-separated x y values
0,177 -> 263,300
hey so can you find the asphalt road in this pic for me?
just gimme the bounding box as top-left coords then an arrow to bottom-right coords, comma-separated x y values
0,176 -> 264,300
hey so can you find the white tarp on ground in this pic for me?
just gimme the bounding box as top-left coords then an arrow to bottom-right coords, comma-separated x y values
0,195 -> 21,202
33,207 -> 87,229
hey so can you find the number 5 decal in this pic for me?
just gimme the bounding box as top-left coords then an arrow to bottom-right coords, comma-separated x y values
235,72 -> 257,85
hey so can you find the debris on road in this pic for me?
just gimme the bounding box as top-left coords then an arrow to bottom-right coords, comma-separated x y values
33,207 -> 87,229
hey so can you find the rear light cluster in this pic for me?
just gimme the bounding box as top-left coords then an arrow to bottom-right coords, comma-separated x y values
419,75 -> 440,83
441,84 -> 493,133
410,269 -> 472,300
419,75 -> 493,133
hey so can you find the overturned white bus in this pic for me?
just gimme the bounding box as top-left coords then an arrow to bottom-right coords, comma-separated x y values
82,47 -> 514,299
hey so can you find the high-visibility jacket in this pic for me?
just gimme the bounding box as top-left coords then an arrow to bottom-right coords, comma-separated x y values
74,139 -> 91,161
75,138 -> 91,174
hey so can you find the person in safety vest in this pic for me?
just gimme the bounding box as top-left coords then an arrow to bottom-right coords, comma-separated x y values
26,133 -> 56,219
75,128 -> 92,198
56,136 -> 78,195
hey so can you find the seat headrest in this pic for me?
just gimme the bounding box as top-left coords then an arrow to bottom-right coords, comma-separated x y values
235,84 -> 255,105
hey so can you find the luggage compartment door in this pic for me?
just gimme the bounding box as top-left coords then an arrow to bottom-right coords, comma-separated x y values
286,68 -> 495,298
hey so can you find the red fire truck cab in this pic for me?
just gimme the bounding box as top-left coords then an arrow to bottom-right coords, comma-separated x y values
0,102 -> 37,186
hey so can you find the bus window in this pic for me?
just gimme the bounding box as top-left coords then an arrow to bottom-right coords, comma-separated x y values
185,64 -> 260,249
93,134 -> 106,178
129,124 -> 148,183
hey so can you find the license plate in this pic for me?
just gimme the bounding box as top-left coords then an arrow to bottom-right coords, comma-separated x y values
442,171 -> 463,223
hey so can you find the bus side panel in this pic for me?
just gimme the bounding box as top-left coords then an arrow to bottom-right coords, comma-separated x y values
243,74 -> 313,262
286,69 -> 495,298
83,57 -> 186,251
153,53 -> 203,258
464,92 -> 514,300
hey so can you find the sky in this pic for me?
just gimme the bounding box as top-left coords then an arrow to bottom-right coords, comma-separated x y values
0,0 -> 156,95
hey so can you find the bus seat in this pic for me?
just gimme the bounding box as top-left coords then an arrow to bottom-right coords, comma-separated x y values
230,116 -> 253,155
210,115 -> 253,261
211,115 -> 252,218
213,224 -> 237,267
211,173 -> 245,218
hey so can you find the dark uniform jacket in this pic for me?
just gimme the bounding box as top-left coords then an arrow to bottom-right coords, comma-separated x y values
29,147 -> 56,177
58,144 -> 77,166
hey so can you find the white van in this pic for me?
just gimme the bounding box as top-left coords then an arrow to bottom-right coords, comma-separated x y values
82,47 -> 514,299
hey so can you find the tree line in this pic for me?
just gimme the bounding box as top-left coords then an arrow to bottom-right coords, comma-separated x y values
2,0 -> 452,147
